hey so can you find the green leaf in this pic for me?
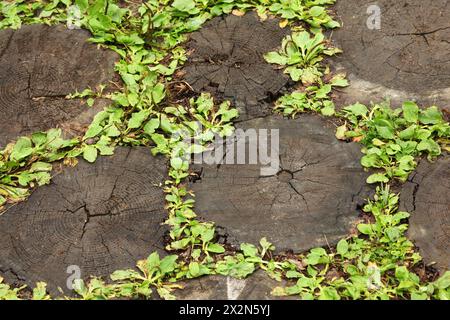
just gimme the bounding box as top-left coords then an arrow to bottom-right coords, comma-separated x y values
83,145 -> 98,163
419,106 -> 443,124
309,6 -> 325,17
170,157 -> 183,170
402,101 -> 419,123
330,74 -> 349,87
344,103 -> 368,117
357,223 -> 373,235
189,262 -> 200,277
336,239 -> 349,256
395,266 -> 410,281
172,0 -> 196,12
110,269 -> 141,281
30,162 -> 52,173
417,139 -> 440,156
411,292 -> 428,300
10,137 -> 33,161
146,252 -> 160,271
367,173 -> 389,184
31,132 -> 47,146
160,255 -> 178,274
263,51 -> 288,65
152,83 -> 166,104
128,110 -> 150,129
32,282 -> 48,300
398,124 -> 417,140
335,124 -> 348,140
319,287 -> 340,300
240,243 -> 258,257
321,101 -> 335,116
376,125 -> 395,140
207,243 -> 225,254
433,271 -> 450,290
86,98 -> 95,107
143,118 -> 160,135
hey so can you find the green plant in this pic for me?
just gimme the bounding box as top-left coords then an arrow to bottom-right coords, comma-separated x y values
0,276 -> 25,300
274,73 -> 348,117
0,129 -> 81,207
267,0 -> 339,31
264,30 -> 342,84
336,101 -> 450,183
271,186 -> 436,300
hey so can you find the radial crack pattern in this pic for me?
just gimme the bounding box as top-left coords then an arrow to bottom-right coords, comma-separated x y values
331,0 -> 450,105
190,115 -> 374,252
182,12 -> 292,120
400,157 -> 450,272
0,147 -> 168,295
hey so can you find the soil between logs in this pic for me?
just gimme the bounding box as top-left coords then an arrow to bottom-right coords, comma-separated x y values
400,157 -> 450,272
189,114 -> 373,252
0,147 -> 168,295
182,12 -> 292,121
0,24 -> 118,147
331,0 -> 450,111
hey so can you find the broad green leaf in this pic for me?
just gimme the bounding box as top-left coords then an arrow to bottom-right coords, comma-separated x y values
160,255 -> 178,274
367,173 -> 389,184
128,110 -> 150,129
336,239 -> 349,256
83,145 -> 98,163
152,83 -> 166,104
110,269 -> 141,281
309,6 -> 325,17
419,106 -> 443,124
344,103 -> 368,117
335,124 -> 348,140
263,51 -> 288,65
10,137 -> 33,161
240,243 -> 258,258
143,118 -> 160,135
402,101 -> 419,123
189,262 -> 200,277
172,0 -> 196,12
207,243 -> 225,253
357,223 -> 373,235
30,162 -> 52,173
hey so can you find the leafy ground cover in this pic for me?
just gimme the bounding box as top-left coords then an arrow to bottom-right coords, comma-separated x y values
0,0 -> 449,300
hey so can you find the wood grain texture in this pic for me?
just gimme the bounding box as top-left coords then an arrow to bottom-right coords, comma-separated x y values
0,147 -> 168,295
190,114 -> 373,252
0,24 -> 118,147
183,12 -> 292,121
400,157 -> 450,272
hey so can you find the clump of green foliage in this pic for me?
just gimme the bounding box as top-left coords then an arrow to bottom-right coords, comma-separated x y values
0,129 -> 80,207
274,73 -> 348,117
336,101 -> 450,184
271,186 -> 450,300
266,0 -> 339,31
264,30 -> 342,84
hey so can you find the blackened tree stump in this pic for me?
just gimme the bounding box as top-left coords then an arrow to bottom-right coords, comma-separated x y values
400,157 -> 449,272
0,24 -> 118,147
0,148 -> 168,294
183,12 -> 292,120
332,0 -> 450,111
190,115 -> 373,252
